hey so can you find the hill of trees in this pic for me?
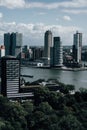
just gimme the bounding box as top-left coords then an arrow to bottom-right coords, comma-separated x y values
0,84 -> 87,130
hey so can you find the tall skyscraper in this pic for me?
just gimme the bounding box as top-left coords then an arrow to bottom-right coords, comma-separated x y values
4,32 -> 22,57
44,30 -> 53,64
1,56 -> 33,98
1,56 -> 20,98
50,37 -> 63,67
73,31 -> 82,64
4,33 -> 10,56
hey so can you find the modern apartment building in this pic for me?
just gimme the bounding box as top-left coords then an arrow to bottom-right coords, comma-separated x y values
44,30 -> 53,64
1,56 -> 20,98
1,56 -> 33,99
4,32 -> 22,57
50,37 -> 63,67
4,33 -> 10,56
73,31 -> 82,64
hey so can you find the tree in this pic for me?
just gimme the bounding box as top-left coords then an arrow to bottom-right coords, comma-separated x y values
34,87 -> 50,105
66,84 -> 75,91
0,120 -> 14,130
38,102 -> 53,114
7,102 -> 28,130
58,114 -> 83,130
0,95 -> 28,130
22,101 -> 34,113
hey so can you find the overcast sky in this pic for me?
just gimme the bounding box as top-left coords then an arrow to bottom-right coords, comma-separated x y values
0,0 -> 87,46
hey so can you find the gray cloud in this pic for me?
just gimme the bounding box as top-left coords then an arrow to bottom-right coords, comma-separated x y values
0,21 -> 82,46
63,15 -> 71,21
0,0 -> 25,9
0,0 -> 87,9
63,9 -> 87,14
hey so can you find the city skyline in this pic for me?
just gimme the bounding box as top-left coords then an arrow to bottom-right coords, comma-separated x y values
0,0 -> 87,46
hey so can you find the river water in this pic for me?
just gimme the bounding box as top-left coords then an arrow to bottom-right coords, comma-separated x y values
21,67 -> 87,90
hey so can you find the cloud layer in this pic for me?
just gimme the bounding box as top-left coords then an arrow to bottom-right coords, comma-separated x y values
0,21 -> 82,46
0,0 -> 86,45
0,0 -> 87,9
0,0 -> 25,9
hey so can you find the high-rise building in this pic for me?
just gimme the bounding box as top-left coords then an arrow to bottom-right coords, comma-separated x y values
1,56 -> 33,99
73,31 -> 82,64
30,46 -> 44,61
4,32 -> 22,57
4,33 -> 10,56
1,56 -> 20,98
50,37 -> 63,67
44,30 -> 53,64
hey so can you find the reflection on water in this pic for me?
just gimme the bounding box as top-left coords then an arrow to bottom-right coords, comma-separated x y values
21,67 -> 87,90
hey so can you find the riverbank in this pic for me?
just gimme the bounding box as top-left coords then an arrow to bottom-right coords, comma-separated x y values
21,66 -> 87,90
21,65 -> 87,71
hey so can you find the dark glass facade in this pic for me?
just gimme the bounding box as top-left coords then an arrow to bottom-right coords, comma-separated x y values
4,32 -> 22,57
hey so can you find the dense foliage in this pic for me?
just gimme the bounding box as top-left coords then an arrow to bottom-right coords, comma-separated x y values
0,85 -> 87,130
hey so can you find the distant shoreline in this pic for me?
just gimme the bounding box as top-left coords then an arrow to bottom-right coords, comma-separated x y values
21,65 -> 87,71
